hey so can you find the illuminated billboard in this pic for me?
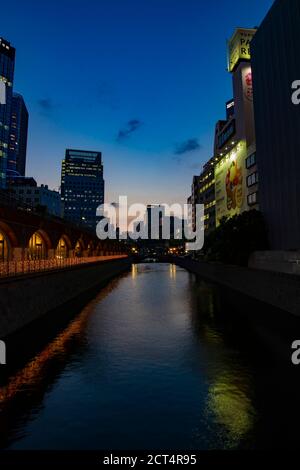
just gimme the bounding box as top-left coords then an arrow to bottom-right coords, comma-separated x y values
228,28 -> 256,73
215,141 -> 247,226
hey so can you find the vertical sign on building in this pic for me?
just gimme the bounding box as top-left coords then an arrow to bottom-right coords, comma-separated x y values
227,28 -> 257,73
0,80 -> 6,104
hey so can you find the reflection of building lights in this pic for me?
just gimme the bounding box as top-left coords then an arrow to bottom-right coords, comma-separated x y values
131,264 -> 138,279
0,280 -> 122,408
199,326 -> 256,447
169,263 -> 176,279
206,371 -> 255,446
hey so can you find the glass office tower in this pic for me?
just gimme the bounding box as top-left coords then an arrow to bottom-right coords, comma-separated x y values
8,93 -> 29,176
0,38 -> 15,188
61,149 -> 104,230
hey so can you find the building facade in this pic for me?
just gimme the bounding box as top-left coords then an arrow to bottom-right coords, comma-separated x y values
9,178 -> 61,217
8,93 -> 28,176
0,38 -> 15,188
252,0 -> 300,250
190,175 -> 201,232
61,149 -> 104,230
214,28 -> 259,227
198,157 -> 216,234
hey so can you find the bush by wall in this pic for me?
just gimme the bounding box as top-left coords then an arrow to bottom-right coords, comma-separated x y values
203,210 -> 269,266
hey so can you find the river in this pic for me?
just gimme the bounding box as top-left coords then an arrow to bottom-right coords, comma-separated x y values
0,263 -> 299,450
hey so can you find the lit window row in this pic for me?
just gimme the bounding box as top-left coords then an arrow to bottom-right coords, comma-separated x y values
199,180 -> 215,193
205,200 -> 216,209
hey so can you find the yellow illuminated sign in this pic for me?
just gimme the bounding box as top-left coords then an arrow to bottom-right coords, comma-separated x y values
228,28 -> 256,73
215,141 -> 247,226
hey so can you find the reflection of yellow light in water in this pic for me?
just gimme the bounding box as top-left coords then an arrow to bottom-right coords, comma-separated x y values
206,371 -> 255,447
200,324 -> 255,447
169,264 -> 176,279
131,264 -> 138,279
0,280 -> 119,409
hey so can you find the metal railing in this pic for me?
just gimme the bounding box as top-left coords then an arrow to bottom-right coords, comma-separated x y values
0,255 -> 128,279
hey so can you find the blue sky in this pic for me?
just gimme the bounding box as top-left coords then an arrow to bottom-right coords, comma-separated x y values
1,0 -> 274,206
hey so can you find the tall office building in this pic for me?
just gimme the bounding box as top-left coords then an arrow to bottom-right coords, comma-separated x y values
252,0 -> 300,250
8,93 -> 28,176
190,176 -> 201,232
198,157 -> 217,234
61,149 -> 104,229
0,38 -> 15,188
214,28 -> 258,226
188,29 -> 258,238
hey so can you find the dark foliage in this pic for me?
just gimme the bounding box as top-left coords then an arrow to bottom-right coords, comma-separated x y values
203,210 -> 269,266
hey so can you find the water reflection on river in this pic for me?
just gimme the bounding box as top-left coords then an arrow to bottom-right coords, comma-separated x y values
0,263 -> 299,449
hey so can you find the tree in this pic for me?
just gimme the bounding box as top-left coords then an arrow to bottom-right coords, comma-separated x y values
203,210 -> 269,266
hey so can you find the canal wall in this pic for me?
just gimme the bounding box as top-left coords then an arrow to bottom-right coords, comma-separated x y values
0,257 -> 131,340
174,258 -> 300,318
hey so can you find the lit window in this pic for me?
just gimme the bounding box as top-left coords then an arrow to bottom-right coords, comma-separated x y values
247,192 -> 258,206
246,152 -> 256,169
247,172 -> 259,187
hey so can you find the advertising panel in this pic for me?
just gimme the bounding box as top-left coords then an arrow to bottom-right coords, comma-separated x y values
215,141 -> 247,226
228,28 -> 256,73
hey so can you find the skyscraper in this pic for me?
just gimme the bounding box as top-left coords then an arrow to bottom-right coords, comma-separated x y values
0,38 -> 15,188
61,149 -> 104,229
8,93 -> 29,176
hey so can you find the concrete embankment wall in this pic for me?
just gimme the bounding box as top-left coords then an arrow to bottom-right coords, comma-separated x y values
0,257 -> 131,339
249,251 -> 300,275
174,258 -> 300,318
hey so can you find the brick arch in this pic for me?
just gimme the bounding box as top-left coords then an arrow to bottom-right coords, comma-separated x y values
56,234 -> 72,259
58,234 -> 72,251
26,229 -> 53,251
87,240 -> 95,255
26,229 -> 52,260
74,238 -> 85,257
0,220 -> 19,248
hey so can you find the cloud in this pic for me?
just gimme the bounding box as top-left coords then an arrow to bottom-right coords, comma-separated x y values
37,98 -> 55,112
173,138 -> 202,165
174,138 -> 201,156
117,119 -> 143,142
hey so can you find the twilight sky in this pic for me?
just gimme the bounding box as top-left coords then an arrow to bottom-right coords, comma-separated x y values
1,0 -> 273,206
